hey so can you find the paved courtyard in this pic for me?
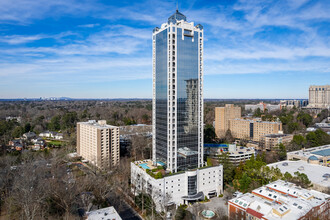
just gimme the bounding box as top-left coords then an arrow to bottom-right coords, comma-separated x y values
186,197 -> 228,220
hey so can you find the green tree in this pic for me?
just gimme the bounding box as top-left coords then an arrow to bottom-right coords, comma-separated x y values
293,171 -> 312,188
48,115 -> 61,131
12,126 -> 24,138
207,157 -> 213,166
283,172 -> 293,181
155,171 -> 163,179
24,123 -> 32,133
288,122 -> 299,133
123,117 -> 136,125
278,143 -> 287,161
306,132 -> 319,147
292,135 -> 306,146
239,173 -> 251,193
253,108 -> 262,117
218,152 -> 235,184
61,112 -> 78,129
204,124 -> 215,143
80,109 -> 89,119
297,112 -> 313,127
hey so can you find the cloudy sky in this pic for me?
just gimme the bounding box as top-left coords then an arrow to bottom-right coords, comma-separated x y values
0,0 -> 329,99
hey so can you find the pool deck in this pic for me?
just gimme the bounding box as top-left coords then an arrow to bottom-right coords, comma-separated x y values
134,160 -> 158,170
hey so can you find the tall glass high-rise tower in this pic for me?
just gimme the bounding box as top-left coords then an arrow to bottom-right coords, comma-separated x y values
152,10 -> 204,173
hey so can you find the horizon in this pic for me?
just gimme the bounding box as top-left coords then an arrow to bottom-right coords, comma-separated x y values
1,0 -> 329,99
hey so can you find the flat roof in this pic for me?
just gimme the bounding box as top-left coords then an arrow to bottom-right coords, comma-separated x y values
264,134 -> 292,138
267,160 -> 330,188
230,180 -> 329,220
78,120 -> 118,129
86,206 -> 121,220
287,144 -> 330,159
313,148 -> 330,156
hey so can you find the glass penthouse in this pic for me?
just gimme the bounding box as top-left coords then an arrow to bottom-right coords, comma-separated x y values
152,10 -> 204,173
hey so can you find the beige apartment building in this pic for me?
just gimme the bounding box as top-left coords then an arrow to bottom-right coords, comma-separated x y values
308,85 -> 330,109
228,118 -> 252,140
229,118 -> 283,142
77,120 -> 120,169
262,133 -> 293,150
215,104 -> 241,138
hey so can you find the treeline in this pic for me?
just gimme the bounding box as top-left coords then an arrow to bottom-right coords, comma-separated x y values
0,100 -> 154,145
255,107 -> 328,134
289,129 -> 330,151
219,154 -> 312,193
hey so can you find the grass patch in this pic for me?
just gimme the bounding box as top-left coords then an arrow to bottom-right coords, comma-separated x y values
48,141 -> 63,146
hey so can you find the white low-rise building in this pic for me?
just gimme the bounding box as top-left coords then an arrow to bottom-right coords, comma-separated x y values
227,144 -> 256,165
228,180 -> 330,220
205,144 -> 255,165
268,160 -> 330,193
287,144 -> 330,166
131,159 -> 223,211
86,206 -> 121,220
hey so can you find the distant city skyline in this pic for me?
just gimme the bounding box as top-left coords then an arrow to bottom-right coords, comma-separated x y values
0,0 -> 329,99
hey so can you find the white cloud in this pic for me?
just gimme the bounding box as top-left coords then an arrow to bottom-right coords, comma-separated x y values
78,23 -> 100,28
0,32 -> 76,45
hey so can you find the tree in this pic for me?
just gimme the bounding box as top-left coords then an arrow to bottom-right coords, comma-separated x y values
204,124 -> 215,143
297,112 -> 313,127
277,143 -> 287,161
207,157 -> 213,166
155,171 -> 163,179
224,129 -> 234,143
48,115 -> 61,131
292,134 -> 306,146
12,126 -> 24,138
239,173 -> 251,193
292,172 -> 312,188
24,123 -> 32,133
61,112 -> 78,130
253,108 -> 262,117
142,114 -> 150,124
175,205 -> 193,220
306,129 -> 330,148
288,122 -> 300,133
283,172 -> 293,181
218,153 -> 235,184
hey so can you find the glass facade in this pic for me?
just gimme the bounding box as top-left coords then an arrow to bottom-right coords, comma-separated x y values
187,175 -> 197,195
155,29 -> 168,164
176,28 -> 199,171
153,11 -> 203,172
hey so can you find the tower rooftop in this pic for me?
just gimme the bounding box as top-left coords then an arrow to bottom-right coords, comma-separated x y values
168,9 -> 186,24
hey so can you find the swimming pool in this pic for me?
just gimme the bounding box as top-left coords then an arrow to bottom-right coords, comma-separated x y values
157,161 -> 166,166
139,163 -> 150,169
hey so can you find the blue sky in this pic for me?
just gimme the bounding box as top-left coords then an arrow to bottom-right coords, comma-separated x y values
0,0 -> 329,99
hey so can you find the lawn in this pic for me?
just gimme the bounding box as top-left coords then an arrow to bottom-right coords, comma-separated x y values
48,140 -> 63,146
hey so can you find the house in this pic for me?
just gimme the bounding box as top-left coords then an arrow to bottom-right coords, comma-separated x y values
23,131 -> 36,140
31,137 -> 44,144
9,139 -> 24,147
54,133 -> 63,140
32,144 -> 41,151
39,131 -> 57,138
15,144 -> 23,151
39,131 -> 63,139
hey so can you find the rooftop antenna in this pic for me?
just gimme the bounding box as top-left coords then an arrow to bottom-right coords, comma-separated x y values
176,0 -> 179,12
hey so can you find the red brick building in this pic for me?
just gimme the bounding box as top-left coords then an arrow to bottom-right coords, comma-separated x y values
228,180 -> 329,220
